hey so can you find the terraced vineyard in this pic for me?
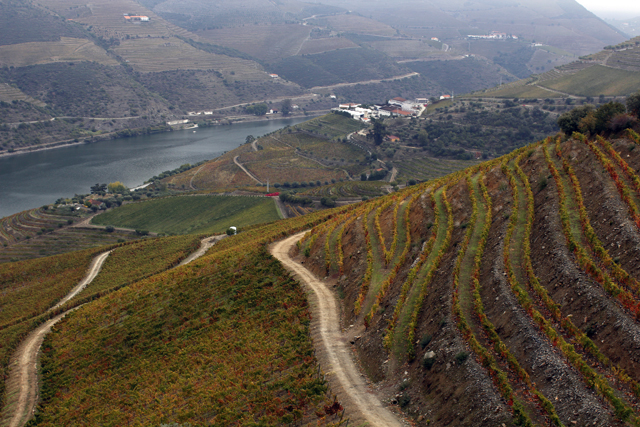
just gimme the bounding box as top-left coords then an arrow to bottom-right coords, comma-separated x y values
295,131 -> 640,426
394,156 -> 481,182
0,208 -> 139,263
91,195 -> 280,235
11,206 -> 345,426
300,181 -> 388,198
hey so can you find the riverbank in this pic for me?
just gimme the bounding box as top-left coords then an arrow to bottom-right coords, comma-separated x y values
0,110 -> 329,159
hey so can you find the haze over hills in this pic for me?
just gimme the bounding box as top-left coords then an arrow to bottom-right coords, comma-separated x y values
474,35 -> 640,98
0,0 -> 631,155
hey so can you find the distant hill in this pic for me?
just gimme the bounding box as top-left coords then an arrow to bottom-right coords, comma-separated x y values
0,0 -> 632,153
475,36 -> 640,98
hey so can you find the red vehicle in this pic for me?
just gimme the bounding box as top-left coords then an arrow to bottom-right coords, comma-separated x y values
265,192 -> 280,197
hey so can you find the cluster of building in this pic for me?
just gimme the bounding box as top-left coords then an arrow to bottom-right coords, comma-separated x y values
333,97 -> 428,122
467,31 -> 517,40
187,111 -> 214,116
123,14 -> 150,22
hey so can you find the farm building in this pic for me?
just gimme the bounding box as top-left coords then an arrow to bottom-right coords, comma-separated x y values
124,15 -> 150,22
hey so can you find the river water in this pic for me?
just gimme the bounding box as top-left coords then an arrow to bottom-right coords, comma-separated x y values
0,117 -> 311,219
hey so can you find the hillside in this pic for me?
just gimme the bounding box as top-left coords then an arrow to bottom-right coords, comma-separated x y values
289,128 -> 640,425
0,0 -> 631,153
2,128 -> 640,425
0,208 -> 346,426
477,36 -> 640,98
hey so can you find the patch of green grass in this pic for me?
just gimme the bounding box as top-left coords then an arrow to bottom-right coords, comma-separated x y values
540,65 -> 640,96
393,188 -> 447,356
92,196 -> 279,235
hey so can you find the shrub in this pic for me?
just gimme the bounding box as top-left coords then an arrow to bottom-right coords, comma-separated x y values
420,334 -> 432,349
105,225 -> 115,233
455,351 -> 469,365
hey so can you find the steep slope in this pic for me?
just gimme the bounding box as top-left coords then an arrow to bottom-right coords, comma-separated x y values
294,130 -> 640,425
18,211 -> 345,426
480,36 -> 640,98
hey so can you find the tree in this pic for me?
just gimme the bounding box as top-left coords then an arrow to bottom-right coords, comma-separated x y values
245,103 -> 268,116
90,183 -> 107,194
557,105 -> 594,135
245,135 -> 255,145
627,91 -> 640,117
371,119 -> 386,145
107,181 -> 128,194
594,101 -> 625,133
281,99 -> 292,116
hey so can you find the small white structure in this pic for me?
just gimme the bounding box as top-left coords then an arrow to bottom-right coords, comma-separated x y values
229,226 -> 237,235
167,119 -> 189,125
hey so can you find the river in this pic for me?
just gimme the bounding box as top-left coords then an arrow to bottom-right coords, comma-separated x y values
0,117 -> 311,219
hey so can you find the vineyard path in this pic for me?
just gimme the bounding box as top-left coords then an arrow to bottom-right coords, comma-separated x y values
270,232 -> 403,427
3,234 -> 222,427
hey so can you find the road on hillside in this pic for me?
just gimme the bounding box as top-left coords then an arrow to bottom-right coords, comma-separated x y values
3,250 -> 112,427
233,156 -> 263,185
2,234 -> 223,427
270,233 -> 403,427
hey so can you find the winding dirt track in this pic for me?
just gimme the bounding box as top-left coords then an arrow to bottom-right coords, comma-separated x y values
4,250 -> 112,427
271,232 -> 403,427
3,234 -> 222,427
179,235 -> 225,266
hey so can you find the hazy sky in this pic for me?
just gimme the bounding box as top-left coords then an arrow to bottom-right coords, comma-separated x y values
575,0 -> 640,19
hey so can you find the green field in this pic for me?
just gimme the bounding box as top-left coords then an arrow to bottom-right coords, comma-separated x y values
539,65 -> 640,96
92,195 -> 280,235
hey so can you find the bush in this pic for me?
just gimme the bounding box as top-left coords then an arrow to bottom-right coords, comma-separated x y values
105,225 -> 115,233
420,334 -> 432,349
135,229 -> 149,236
398,395 -> 411,408
455,351 -> 469,365
320,197 -> 337,207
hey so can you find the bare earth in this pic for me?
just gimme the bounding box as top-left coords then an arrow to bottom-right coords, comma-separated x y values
270,232 -> 403,427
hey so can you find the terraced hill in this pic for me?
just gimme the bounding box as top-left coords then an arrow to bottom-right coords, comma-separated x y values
293,129 -> 640,425
480,37 -> 640,98
0,207 -> 141,263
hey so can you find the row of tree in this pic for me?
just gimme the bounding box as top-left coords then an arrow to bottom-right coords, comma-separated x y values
557,92 -> 640,136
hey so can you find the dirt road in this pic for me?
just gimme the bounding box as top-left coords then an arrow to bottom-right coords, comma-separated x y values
4,311 -> 76,427
233,156 -> 263,185
2,234 -> 223,427
179,235 -> 225,266
51,250 -> 111,311
270,233 -> 403,427
2,250 -> 112,427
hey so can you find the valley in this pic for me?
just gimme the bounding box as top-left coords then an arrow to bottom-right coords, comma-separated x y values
4,1 -> 640,426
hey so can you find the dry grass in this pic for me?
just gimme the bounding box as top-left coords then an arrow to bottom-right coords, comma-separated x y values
197,24 -> 310,62
0,37 -> 118,68
113,37 -> 264,75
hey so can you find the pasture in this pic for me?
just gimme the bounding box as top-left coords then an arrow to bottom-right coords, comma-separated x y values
539,64 -> 640,96
92,195 -> 280,235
